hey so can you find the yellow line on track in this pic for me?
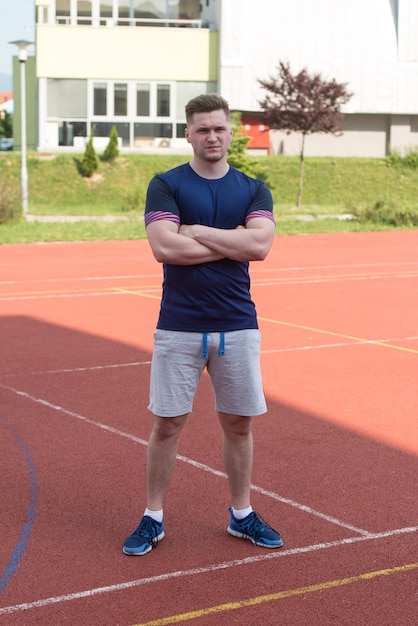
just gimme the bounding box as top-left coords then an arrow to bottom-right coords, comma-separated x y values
132,562 -> 418,626
259,317 -> 418,355
0,288 -> 98,297
112,287 -> 161,300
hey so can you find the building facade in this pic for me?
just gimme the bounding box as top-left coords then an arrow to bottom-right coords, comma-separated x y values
19,0 -> 418,156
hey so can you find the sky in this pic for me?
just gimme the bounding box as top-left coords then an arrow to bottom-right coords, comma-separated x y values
0,0 -> 35,87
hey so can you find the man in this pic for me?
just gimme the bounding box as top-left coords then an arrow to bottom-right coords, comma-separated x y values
123,94 -> 283,556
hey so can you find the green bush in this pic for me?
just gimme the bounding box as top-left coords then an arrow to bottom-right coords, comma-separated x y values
80,130 -> 99,177
0,180 -> 22,224
387,146 -> 418,170
102,126 -> 120,163
352,200 -> 418,227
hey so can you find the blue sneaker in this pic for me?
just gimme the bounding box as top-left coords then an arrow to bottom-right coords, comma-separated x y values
227,508 -> 283,548
123,516 -> 165,556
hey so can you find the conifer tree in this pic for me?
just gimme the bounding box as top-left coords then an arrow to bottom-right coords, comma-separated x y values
102,126 -> 120,162
81,129 -> 99,177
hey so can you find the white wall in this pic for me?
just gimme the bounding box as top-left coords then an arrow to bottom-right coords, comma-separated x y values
219,0 -> 418,116
270,114 -> 389,157
269,113 -> 418,157
36,24 -> 217,81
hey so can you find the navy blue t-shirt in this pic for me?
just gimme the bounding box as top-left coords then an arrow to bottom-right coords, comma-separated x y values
144,163 -> 274,332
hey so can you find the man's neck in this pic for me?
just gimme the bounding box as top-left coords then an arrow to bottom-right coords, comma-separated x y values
189,158 -> 230,180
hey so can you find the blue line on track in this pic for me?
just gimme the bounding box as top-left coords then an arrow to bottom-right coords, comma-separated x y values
0,420 -> 39,596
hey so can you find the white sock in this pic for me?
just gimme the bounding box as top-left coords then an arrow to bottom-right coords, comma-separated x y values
144,508 -> 163,523
232,506 -> 253,520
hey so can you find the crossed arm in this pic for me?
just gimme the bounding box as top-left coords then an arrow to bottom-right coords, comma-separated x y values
146,218 -> 276,265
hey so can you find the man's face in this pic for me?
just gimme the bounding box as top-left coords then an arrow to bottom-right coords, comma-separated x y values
185,109 -> 233,162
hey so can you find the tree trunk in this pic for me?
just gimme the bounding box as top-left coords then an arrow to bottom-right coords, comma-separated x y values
297,133 -> 306,208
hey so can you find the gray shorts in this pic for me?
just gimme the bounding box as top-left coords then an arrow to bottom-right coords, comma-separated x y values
148,329 -> 267,418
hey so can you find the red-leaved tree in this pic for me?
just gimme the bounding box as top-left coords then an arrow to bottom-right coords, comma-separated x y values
258,62 -> 353,207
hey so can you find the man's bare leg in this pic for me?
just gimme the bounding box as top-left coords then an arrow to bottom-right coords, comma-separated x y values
146,413 -> 188,510
218,412 -> 253,510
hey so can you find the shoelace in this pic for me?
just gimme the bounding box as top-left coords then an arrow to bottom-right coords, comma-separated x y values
239,511 -> 266,543
132,517 -> 161,549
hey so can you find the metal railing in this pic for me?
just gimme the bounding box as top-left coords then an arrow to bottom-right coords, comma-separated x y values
55,16 -> 204,28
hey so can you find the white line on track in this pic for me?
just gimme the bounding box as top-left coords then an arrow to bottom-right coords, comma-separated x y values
1,260 -> 418,287
174,454 -> 371,535
0,290 -> 160,302
1,269 -> 418,301
0,526 -> 416,616
0,273 -> 161,286
254,273 -> 418,287
2,334 -> 416,381
2,361 -> 152,378
1,269 -> 417,302
260,336 -> 418,354
0,382 -> 369,536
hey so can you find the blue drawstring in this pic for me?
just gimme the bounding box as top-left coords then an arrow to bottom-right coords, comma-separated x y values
201,333 -> 208,359
218,331 -> 225,356
202,332 -> 225,358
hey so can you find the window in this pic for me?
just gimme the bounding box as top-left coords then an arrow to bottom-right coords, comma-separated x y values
135,83 -> 171,117
54,0 -> 201,28
48,79 -> 87,117
157,85 -> 170,117
118,1 -> 200,26
56,0 -> 71,24
87,80 -> 180,147
94,83 -> 107,115
55,0 -> 93,26
135,0 -> 200,20
117,0 -> 131,25
92,121 -> 130,147
136,84 -> 150,116
59,121 -> 87,146
100,0 -> 113,25
77,0 -> 92,25
94,83 -> 128,116
133,0 -> 166,20
134,122 -> 173,147
134,122 -> 173,137
114,83 -> 128,116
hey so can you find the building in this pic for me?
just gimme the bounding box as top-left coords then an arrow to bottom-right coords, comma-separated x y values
0,92 -> 13,110
13,0 -> 418,156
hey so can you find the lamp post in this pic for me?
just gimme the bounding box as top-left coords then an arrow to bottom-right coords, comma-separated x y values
9,40 -> 34,215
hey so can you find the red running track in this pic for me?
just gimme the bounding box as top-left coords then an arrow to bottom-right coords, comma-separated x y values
0,231 -> 417,625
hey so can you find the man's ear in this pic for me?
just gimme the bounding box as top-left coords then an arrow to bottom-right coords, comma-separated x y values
185,128 -> 191,144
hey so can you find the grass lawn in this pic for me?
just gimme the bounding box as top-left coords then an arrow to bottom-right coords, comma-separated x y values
1,152 -> 417,243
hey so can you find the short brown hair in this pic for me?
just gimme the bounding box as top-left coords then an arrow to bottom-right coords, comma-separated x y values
185,94 -> 230,124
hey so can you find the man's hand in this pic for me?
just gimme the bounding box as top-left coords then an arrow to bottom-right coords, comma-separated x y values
146,220 -> 224,265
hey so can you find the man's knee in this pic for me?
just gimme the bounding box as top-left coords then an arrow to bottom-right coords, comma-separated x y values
152,414 -> 188,440
218,412 -> 252,437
